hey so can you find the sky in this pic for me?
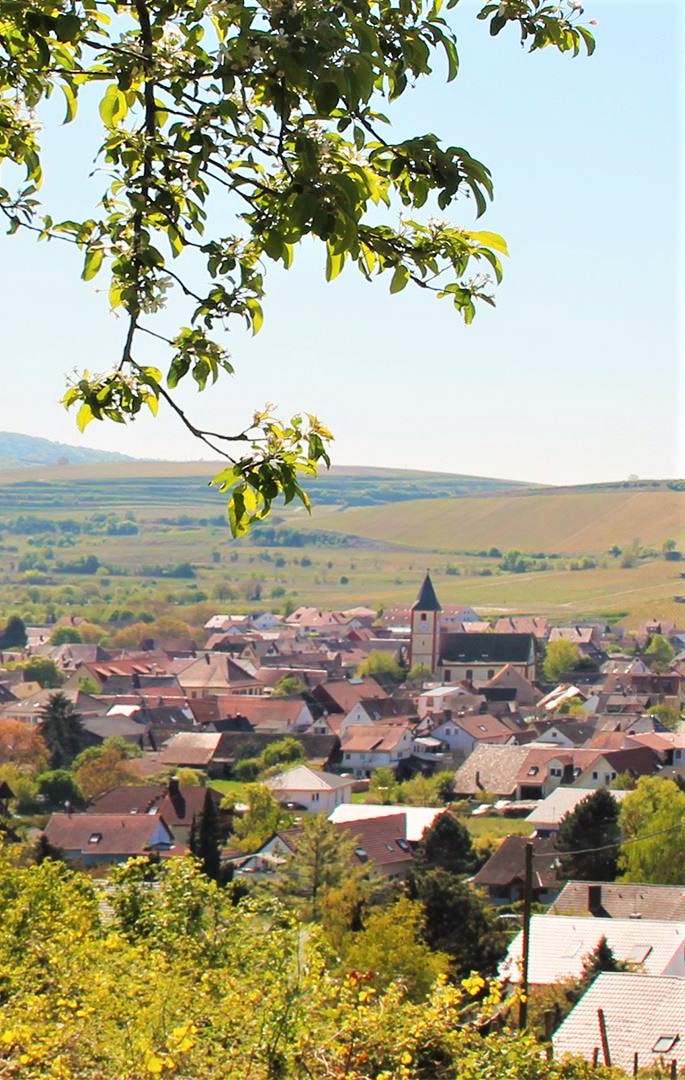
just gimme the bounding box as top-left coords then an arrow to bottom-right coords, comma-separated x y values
1,0 -> 682,486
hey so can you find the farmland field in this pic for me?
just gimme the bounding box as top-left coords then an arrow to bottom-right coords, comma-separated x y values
0,461 -> 682,629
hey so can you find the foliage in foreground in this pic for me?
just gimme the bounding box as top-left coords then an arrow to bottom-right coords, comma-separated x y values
0,0 -> 593,533
0,846 -> 626,1079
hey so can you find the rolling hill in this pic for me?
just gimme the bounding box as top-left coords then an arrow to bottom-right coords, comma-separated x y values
0,432 -> 134,469
297,487 -> 685,556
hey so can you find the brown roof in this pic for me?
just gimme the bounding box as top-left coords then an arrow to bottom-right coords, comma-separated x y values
159,731 -> 223,766
313,678 -> 388,713
455,713 -> 515,743
277,813 -> 413,872
88,784 -> 220,827
341,722 -> 413,753
472,834 -> 556,890
44,812 -> 175,856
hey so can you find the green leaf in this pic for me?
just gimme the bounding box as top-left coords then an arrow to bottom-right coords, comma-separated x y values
577,26 -> 596,56
55,13 -> 81,42
390,266 -> 409,294
61,83 -> 78,124
82,247 -> 104,281
469,230 -> 509,255
99,86 -> 127,128
76,403 -> 94,432
326,250 -> 345,282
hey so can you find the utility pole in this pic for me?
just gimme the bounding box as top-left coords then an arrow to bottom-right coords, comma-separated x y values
518,840 -> 534,1030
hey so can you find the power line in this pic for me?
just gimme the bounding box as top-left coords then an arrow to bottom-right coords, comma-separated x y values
532,819 -> 685,860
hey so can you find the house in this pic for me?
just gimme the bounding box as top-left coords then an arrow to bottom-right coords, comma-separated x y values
481,664 -> 541,707
328,803 -> 446,843
553,973 -> 685,1074
240,813 -> 414,880
470,834 -> 559,905
265,764 -> 353,811
312,678 -> 388,715
175,654 -> 260,697
526,788 -> 631,838
43,812 -> 178,865
417,685 -> 485,719
451,744 -> 573,801
157,731 -> 228,773
87,778 -> 224,844
494,616 -> 550,641
550,880 -> 685,921
426,712 -> 514,756
340,721 -> 416,778
215,693 -> 316,734
501,914 -> 685,985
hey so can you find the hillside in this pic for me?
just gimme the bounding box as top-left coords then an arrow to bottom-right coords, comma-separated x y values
0,431 -> 133,469
298,487 -> 685,556
0,459 -> 528,511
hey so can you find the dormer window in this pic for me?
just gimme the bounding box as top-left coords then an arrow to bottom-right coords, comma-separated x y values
88,833 -> 102,844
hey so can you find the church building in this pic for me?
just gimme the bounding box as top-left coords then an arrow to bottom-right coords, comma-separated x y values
409,573 -> 537,686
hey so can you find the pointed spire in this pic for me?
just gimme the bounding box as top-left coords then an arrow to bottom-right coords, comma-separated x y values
412,571 -> 441,612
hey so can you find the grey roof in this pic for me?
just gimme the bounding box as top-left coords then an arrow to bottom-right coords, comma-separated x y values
411,573 -> 441,613
440,633 -> 534,665
553,973 -> 685,1073
551,880 -> 685,921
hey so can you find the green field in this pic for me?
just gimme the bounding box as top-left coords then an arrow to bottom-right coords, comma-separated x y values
297,488 -> 685,555
0,461 -> 681,629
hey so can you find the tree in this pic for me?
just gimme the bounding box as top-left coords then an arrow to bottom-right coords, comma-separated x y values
0,615 -> 27,649
406,662 -> 432,687
39,691 -> 87,769
73,741 -> 140,800
356,650 -> 404,686
0,719 -> 48,773
414,811 -> 476,877
556,789 -> 620,882
411,868 -> 507,979
232,783 -> 290,852
0,2 -> 593,534
644,633 -> 675,672
542,640 -> 580,683
649,703 -> 682,732
343,896 -> 449,1002
619,776 -> 685,884
50,626 -> 83,645
274,813 -> 359,920
369,766 -> 399,804
36,769 -> 85,809
189,789 -> 222,883
19,656 -> 64,689
272,675 -> 308,698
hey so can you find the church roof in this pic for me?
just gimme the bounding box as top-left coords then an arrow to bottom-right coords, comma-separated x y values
411,573 -> 441,613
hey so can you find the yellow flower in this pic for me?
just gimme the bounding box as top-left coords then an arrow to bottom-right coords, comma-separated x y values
400,1050 -> 413,1065
145,1052 -> 166,1074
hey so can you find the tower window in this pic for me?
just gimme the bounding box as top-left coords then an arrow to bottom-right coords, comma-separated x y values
420,613 -> 427,623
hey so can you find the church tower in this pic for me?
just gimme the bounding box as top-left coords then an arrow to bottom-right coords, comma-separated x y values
409,572 -> 441,674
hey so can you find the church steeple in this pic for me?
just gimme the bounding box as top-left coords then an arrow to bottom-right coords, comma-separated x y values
412,572 -> 441,613
409,572 -> 441,674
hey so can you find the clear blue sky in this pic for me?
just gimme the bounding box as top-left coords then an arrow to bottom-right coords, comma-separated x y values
1,0 -> 681,485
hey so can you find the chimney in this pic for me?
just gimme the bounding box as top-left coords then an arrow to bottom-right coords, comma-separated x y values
475,770 -> 484,791
205,652 -> 210,664
588,884 -> 603,914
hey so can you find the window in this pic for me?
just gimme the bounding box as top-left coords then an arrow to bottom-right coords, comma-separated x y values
344,753 -> 351,761
444,670 -> 452,682
652,1036 -> 679,1054
88,833 -> 102,844
592,771 -> 599,780
466,670 -> 473,681
550,768 -> 562,778
488,669 -> 495,680
420,613 -> 427,623
312,793 -> 319,802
